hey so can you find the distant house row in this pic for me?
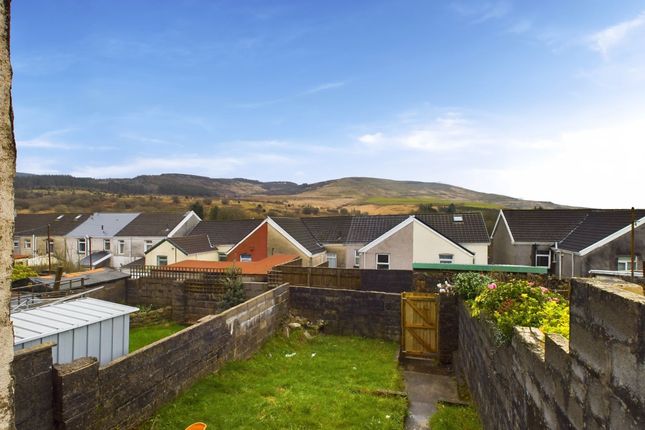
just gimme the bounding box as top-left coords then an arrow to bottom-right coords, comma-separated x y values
491,209 -> 645,277
13,212 -> 490,271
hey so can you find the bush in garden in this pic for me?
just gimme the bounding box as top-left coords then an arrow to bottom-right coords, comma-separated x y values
221,267 -> 245,309
452,272 -> 494,300
471,279 -> 569,342
11,264 -> 38,282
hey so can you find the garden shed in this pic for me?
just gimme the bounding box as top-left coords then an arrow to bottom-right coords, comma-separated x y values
11,297 -> 138,365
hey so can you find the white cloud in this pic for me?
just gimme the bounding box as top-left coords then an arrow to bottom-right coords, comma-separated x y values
301,81 -> 346,95
451,1 -> 511,23
357,132 -> 384,144
588,11 -> 645,57
16,129 -> 77,150
235,80 -> 347,109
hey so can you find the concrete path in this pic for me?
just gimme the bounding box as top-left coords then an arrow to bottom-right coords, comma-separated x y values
403,370 -> 460,430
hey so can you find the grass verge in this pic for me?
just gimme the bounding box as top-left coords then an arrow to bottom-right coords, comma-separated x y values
429,402 -> 483,430
139,333 -> 407,429
129,322 -> 188,353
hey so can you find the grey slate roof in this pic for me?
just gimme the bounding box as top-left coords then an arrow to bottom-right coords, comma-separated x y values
416,213 -> 490,243
301,216 -> 352,244
166,234 -> 215,255
189,220 -> 263,245
271,217 -> 326,254
115,212 -> 188,237
67,213 -> 140,238
502,210 -> 589,243
346,215 -> 407,243
14,213 -> 91,236
558,210 -> 645,252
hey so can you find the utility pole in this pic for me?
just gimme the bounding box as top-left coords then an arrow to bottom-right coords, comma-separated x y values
88,236 -> 93,269
630,207 -> 635,280
47,224 -> 52,274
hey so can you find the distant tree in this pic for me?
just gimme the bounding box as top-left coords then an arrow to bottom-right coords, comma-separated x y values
203,198 -> 212,205
207,205 -> 220,220
447,203 -> 457,213
339,207 -> 349,215
171,195 -> 180,204
221,198 -> 229,205
189,201 -> 204,218
301,205 -> 319,215
418,203 -> 437,213
218,206 -> 248,220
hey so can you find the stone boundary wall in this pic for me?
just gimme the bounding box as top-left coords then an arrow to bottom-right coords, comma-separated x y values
289,286 -> 401,341
13,343 -> 55,430
129,306 -> 172,328
51,284 -> 289,430
456,278 -> 645,430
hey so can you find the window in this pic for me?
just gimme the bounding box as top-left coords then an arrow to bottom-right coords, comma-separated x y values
144,240 -> 153,252
354,250 -> 360,268
535,251 -> 551,267
118,240 -> 125,255
103,239 -> 111,251
78,238 -> 86,254
240,253 -> 252,262
13,240 -> 18,249
48,239 -> 54,253
157,255 -> 168,266
24,238 -> 31,249
218,252 -> 227,261
376,254 -> 390,270
327,253 -> 337,268
439,253 -> 454,264
617,256 -> 638,271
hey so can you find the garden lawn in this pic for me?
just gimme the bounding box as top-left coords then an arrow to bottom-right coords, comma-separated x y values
429,403 -> 482,430
139,333 -> 407,430
129,322 -> 188,353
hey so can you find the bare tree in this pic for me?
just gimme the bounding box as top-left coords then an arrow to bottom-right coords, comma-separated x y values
0,0 -> 15,428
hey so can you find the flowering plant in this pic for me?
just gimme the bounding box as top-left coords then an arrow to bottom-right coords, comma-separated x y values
437,281 -> 455,295
452,272 -> 494,300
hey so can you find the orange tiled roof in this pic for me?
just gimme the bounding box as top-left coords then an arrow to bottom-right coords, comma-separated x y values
168,254 -> 299,275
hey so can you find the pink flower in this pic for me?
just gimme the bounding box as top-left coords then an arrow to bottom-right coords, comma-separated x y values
540,287 -> 549,294
487,283 -> 497,290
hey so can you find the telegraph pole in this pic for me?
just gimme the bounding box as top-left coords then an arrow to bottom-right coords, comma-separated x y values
47,224 -> 52,274
630,207 -> 635,280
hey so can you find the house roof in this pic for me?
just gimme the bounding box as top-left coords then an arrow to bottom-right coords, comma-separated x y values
302,216 -> 353,244
501,209 -> 589,243
167,254 -> 299,275
558,210 -> 645,252
14,213 -> 91,236
165,234 -> 215,255
115,212 -> 189,237
189,219 -> 263,245
67,213 -> 140,238
346,215 -> 408,243
270,217 -> 326,254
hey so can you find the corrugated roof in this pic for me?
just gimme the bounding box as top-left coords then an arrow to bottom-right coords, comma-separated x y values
190,219 -> 263,245
271,217 -> 326,254
14,213 -> 91,236
167,254 -> 299,275
12,298 -> 138,346
115,212 -> 188,236
167,234 -> 215,255
67,213 -> 140,238
502,209 -> 590,243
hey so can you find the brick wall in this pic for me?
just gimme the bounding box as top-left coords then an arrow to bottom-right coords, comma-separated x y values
289,286 -> 401,341
50,284 -> 289,430
13,343 -> 55,430
456,278 -> 645,430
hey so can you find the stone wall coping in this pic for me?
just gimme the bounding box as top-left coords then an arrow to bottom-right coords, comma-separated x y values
290,284 -> 401,297
574,277 -> 645,303
54,356 -> 98,375
14,341 -> 55,358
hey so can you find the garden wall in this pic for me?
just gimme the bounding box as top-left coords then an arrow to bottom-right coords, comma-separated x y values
49,284 -> 289,430
289,286 -> 401,341
457,278 -> 645,430
13,343 -> 55,430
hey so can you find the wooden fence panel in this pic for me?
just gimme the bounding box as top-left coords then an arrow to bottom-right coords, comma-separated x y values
401,292 -> 438,358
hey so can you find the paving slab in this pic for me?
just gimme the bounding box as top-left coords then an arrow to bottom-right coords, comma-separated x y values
403,370 -> 460,430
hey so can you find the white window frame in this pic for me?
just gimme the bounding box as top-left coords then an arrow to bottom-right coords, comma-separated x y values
24,238 -> 32,249
118,240 -> 125,255
240,253 -> 252,262
77,238 -> 86,254
48,239 -> 55,253
439,253 -> 454,264
535,251 -> 551,267
157,255 -> 168,266
617,256 -> 638,271
13,239 -> 19,249
103,239 -> 111,251
354,250 -> 360,268
376,253 -> 390,270
327,252 -> 337,268
144,240 -> 154,252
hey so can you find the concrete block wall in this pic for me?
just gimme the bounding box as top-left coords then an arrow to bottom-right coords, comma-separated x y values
289,286 -> 401,341
13,343 -> 55,430
457,278 -> 645,430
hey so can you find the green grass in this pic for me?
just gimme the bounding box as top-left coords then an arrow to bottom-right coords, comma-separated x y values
429,403 -> 483,430
139,333 -> 407,430
129,322 -> 188,353
363,196 -> 500,209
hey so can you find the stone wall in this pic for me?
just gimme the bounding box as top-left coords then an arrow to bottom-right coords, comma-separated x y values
289,286 -> 401,341
50,284 -> 289,430
129,306 -> 172,328
438,294 -> 458,365
13,343 -> 55,430
456,278 -> 645,430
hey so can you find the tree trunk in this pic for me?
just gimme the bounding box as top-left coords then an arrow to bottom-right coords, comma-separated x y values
0,0 -> 15,428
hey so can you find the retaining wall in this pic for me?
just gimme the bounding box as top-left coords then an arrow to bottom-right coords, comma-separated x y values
457,278 -> 645,430
13,343 -> 55,430
289,286 -> 401,341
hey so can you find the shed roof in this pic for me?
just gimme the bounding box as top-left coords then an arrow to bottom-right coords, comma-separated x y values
115,212 -> 189,237
167,254 -> 299,275
12,297 -> 138,346
67,212 -> 140,238
14,213 -> 91,236
189,219 -> 263,245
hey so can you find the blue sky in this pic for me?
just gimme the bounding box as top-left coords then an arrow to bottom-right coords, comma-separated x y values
11,0 -> 645,208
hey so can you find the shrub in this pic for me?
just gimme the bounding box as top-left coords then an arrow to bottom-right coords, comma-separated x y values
221,268 -> 245,309
11,265 -> 38,282
471,279 -> 569,342
452,272 -> 494,300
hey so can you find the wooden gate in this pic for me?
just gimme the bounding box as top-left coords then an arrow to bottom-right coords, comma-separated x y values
401,292 -> 438,357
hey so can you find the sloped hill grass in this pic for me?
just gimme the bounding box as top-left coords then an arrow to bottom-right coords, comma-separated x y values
139,333 -> 406,430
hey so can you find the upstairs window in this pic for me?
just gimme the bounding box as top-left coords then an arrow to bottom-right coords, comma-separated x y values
240,253 -> 252,262
104,239 -> 111,251
157,255 -> 168,266
327,253 -> 337,269
376,254 -> 390,270
617,256 -> 638,271
118,240 -> 126,255
48,239 -> 54,253
77,238 -> 86,254
439,253 -> 454,264
24,238 -> 32,249
144,240 -> 153,252
535,251 -> 550,267
354,250 -> 360,268
13,240 -> 18,249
